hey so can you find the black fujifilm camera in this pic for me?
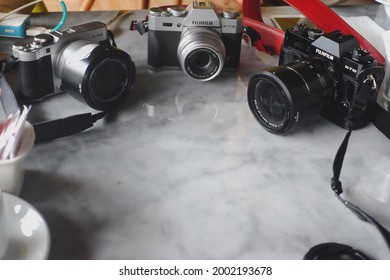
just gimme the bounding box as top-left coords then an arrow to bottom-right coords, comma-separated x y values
247,23 -> 385,134
147,0 -> 242,81
12,22 -> 136,111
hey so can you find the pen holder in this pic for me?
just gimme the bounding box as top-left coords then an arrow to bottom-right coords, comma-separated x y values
0,122 -> 35,196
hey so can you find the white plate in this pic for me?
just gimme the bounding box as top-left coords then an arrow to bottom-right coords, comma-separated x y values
1,193 -> 50,260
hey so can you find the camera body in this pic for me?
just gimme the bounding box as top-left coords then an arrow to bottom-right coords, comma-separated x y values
279,23 -> 385,130
147,1 -> 242,81
12,22 -> 136,111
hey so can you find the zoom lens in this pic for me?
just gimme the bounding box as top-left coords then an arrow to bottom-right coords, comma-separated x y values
177,28 -> 226,81
57,41 -> 136,111
88,57 -> 128,103
247,58 -> 337,134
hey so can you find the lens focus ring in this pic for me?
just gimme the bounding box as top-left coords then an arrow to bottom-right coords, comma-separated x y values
177,28 -> 226,81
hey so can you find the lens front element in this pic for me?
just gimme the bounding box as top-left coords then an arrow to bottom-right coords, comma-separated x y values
256,80 -> 288,124
248,75 -> 290,133
89,57 -> 129,104
185,49 -> 220,79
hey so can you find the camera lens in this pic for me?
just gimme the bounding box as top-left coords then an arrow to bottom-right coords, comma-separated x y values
248,58 -> 337,134
57,41 -> 136,111
177,28 -> 226,81
188,50 -> 215,76
88,57 -> 129,103
256,80 -> 287,123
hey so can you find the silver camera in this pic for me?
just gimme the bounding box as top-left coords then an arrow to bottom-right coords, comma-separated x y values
12,22 -> 136,111
147,1 -> 242,81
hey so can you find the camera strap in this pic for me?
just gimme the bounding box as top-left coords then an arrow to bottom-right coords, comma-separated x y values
242,0 -> 386,66
372,104 -> 390,140
331,130 -> 390,251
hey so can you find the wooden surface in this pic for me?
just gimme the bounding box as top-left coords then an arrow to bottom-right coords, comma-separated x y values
44,0 -> 191,11
42,0 -> 246,11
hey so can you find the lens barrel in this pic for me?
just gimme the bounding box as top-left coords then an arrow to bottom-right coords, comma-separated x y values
177,28 -> 226,81
57,41 -> 136,111
247,58 -> 337,134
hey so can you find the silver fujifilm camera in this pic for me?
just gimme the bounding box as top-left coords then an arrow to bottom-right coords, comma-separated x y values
12,22 -> 136,111
147,1 -> 242,81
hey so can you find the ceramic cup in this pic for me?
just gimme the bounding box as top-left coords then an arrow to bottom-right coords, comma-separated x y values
0,188 -> 8,259
0,122 -> 35,196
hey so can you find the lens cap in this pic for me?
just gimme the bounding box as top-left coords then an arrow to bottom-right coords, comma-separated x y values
303,243 -> 370,260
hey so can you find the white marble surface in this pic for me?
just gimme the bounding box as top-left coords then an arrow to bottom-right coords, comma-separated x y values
1,5 -> 390,259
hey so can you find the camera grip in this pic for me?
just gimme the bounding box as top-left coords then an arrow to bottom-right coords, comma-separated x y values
16,57 -> 54,101
148,30 -> 181,68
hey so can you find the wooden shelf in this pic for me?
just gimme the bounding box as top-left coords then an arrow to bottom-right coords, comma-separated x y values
43,0 -> 191,11
42,0 -> 247,11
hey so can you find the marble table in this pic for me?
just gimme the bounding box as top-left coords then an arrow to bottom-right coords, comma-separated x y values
1,4 -> 390,259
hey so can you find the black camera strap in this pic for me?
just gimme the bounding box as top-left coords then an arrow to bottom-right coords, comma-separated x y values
330,73 -> 390,255
372,105 -> 390,140
331,130 -> 390,251
345,69 -> 384,127
32,111 -> 106,143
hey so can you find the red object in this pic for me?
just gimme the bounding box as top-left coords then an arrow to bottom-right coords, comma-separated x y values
242,0 -> 385,66
243,17 -> 284,55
